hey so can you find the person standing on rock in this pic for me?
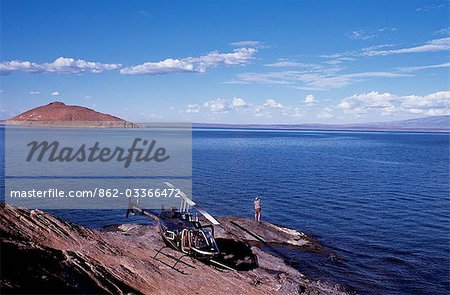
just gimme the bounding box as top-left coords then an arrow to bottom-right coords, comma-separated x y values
254,197 -> 261,223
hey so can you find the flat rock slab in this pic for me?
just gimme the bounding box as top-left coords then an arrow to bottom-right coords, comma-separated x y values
215,217 -> 318,249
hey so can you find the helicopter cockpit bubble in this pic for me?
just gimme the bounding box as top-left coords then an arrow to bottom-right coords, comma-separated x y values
191,230 -> 208,249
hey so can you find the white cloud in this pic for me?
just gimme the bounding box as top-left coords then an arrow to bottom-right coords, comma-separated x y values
229,69 -> 410,90
187,48 -> 257,69
338,91 -> 395,115
203,98 -> 231,113
338,91 -> 450,116
121,59 -> 194,75
398,62 -> 450,72
229,71 -> 298,86
348,27 -> 396,40
377,27 -> 397,32
304,94 -> 316,105
344,72 -> 409,78
324,57 -> 356,65
401,91 -> 450,115
415,4 -> 446,12
252,99 -> 285,118
362,37 -> 450,56
29,91 -> 40,95
0,57 -> 122,75
320,45 -> 377,60
230,41 -> 265,48
229,70 -> 349,90
51,91 -> 60,96
434,27 -> 450,36
317,107 -> 334,118
0,48 -> 257,76
348,30 -> 377,40
264,60 -> 322,69
85,95 -> 92,100
322,37 -> 450,63
138,9 -> 151,17
120,47 -> 257,75
230,54 -> 411,90
182,97 -> 302,119
231,97 -> 248,108
185,104 -> 201,113
263,99 -> 283,109
291,108 -> 304,119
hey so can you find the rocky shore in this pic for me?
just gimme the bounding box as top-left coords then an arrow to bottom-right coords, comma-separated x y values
0,204 -> 349,294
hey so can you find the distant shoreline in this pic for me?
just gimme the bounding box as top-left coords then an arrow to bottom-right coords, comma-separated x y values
1,122 -> 449,133
190,116 -> 450,133
1,114 -> 449,133
191,126 -> 450,134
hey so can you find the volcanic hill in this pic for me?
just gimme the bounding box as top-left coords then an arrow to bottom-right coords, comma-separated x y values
5,102 -> 138,128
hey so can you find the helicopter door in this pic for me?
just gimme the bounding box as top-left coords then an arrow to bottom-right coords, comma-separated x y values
181,229 -> 191,253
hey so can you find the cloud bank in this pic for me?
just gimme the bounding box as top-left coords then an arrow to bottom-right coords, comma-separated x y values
0,57 -> 122,75
363,37 -> 450,56
120,48 -> 257,75
338,91 -> 450,116
229,68 -> 410,90
183,97 -> 313,120
0,47 -> 258,76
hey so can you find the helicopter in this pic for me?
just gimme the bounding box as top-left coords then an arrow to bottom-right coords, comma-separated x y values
125,182 -> 239,271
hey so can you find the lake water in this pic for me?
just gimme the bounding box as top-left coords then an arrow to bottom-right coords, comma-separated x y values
1,128 -> 449,294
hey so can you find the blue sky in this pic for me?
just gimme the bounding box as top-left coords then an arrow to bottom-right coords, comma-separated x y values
0,0 -> 449,123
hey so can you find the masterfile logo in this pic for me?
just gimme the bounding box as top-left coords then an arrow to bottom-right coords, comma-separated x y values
26,138 -> 170,168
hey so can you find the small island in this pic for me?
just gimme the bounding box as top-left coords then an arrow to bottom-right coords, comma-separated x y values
4,102 -> 139,128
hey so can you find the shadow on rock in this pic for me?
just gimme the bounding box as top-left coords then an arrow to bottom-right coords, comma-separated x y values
214,238 -> 258,271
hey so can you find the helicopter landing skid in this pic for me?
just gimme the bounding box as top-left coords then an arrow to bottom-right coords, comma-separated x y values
152,245 -> 196,275
209,259 -> 238,272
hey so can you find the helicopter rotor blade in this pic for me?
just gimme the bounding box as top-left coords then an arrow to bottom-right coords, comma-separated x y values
164,181 -> 195,204
163,182 -> 220,226
194,206 -> 220,226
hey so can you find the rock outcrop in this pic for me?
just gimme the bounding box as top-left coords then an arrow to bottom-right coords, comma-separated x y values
0,204 -> 348,294
4,102 -> 138,128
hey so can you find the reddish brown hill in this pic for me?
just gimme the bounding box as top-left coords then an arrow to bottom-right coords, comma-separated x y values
5,102 -> 138,128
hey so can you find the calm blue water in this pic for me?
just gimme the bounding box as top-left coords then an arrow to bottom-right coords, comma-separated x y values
1,128 -> 449,294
